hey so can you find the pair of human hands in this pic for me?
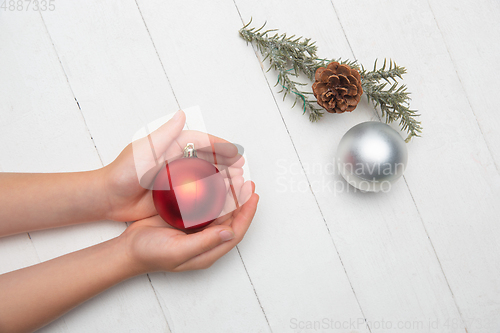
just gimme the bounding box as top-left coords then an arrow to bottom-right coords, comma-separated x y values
99,110 -> 258,273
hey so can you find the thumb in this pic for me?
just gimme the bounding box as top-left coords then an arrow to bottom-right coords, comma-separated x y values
149,109 -> 186,161
174,226 -> 235,263
135,110 -> 186,189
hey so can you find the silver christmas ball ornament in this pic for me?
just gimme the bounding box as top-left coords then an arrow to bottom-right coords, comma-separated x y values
336,121 -> 408,192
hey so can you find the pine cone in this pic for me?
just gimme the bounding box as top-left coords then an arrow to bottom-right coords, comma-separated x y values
312,62 -> 363,113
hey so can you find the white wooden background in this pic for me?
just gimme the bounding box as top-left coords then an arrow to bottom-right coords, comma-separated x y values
1,0 -> 500,332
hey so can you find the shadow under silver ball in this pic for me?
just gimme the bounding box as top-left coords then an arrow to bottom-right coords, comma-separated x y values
336,121 -> 408,192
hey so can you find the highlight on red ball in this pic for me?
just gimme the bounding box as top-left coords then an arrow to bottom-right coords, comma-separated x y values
131,111 -> 252,231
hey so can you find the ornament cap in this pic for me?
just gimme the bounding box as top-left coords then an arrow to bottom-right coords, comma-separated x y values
183,143 -> 197,158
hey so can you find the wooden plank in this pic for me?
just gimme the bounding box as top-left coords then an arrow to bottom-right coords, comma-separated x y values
0,10 -> 169,333
40,0 -> 180,165
134,0 -> 374,331
40,1 -> 270,332
331,1 -> 500,332
232,0 -> 468,332
0,233 -> 39,275
3,1 -> 496,332
428,0 -> 500,171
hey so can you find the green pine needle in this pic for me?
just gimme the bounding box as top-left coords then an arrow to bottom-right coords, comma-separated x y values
360,60 -> 422,142
239,20 -> 422,140
239,18 -> 323,121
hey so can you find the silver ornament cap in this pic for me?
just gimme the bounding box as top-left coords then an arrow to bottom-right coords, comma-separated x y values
336,121 -> 408,192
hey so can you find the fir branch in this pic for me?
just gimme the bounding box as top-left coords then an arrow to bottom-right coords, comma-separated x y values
314,58 -> 360,73
361,60 -> 422,142
239,21 -> 422,140
362,81 -> 422,142
239,19 -> 323,121
239,19 -> 319,79
361,59 -> 406,83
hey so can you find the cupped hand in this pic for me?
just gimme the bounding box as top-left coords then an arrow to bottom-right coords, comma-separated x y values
100,110 -> 245,222
119,183 -> 258,273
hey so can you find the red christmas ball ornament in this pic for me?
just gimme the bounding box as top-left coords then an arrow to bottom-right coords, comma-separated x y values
152,143 -> 226,231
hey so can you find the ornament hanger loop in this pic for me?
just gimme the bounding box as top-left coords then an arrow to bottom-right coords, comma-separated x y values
183,143 -> 197,158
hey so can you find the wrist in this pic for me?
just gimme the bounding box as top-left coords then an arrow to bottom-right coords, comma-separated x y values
113,227 -> 155,276
51,169 -> 112,224
106,235 -> 145,279
86,167 -> 114,221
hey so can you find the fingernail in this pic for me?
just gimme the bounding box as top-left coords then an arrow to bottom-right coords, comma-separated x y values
172,110 -> 182,121
219,229 -> 234,242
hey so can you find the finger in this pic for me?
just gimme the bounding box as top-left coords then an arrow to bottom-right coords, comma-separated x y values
212,181 -> 249,226
142,161 -> 242,192
214,177 -> 250,225
172,225 -> 236,264
134,110 -> 186,187
236,180 -> 255,207
219,166 -> 243,179
173,193 -> 259,271
211,186 -> 242,226
218,217 -> 234,226
227,180 -> 255,218
219,176 -> 244,217
222,175 -> 242,194
128,215 -> 178,230
175,131 -> 239,157
149,110 -> 186,162
196,151 -> 245,168
231,192 -> 259,235
211,212 -> 234,226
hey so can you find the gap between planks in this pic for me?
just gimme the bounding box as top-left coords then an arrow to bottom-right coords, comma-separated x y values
330,1 -> 469,331
231,0 -> 374,332
132,0 -> 271,330
425,0 -> 499,176
38,8 -> 173,332
35,1 -> 274,331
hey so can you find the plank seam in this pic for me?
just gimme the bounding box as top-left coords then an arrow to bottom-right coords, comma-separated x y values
26,232 -> 41,263
329,1 -> 469,331
426,0 -> 500,176
235,247 -> 273,333
132,2 -> 273,331
232,1 -> 371,332
402,178 -> 469,333
146,273 -> 172,333
133,0 -> 181,109
38,11 -> 104,168
38,10 -> 172,331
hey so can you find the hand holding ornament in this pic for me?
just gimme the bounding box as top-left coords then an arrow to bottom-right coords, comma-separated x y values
119,181 -> 258,273
100,110 -> 247,224
0,109 -> 259,333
